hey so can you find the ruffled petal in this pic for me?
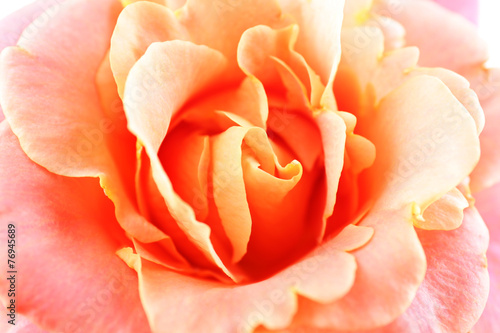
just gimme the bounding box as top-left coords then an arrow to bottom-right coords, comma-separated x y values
119,224 -> 372,333
0,122 -> 149,332
472,182 -> 500,332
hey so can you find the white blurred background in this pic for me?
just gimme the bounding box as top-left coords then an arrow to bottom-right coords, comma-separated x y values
0,0 -> 499,66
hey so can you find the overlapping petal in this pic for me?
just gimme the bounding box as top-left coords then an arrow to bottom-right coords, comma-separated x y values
118,224 -> 372,333
0,122 -> 149,332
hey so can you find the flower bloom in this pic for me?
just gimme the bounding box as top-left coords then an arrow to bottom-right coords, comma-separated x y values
0,0 -> 499,332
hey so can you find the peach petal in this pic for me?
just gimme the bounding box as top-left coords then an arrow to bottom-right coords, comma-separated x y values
177,0 -> 286,82
159,126 -> 210,220
136,150 -> 236,281
407,67 -> 485,134
294,208 -> 426,330
0,314 -> 47,333
121,224 -> 371,332
367,75 -> 480,211
465,67 -> 500,192
314,111 -> 346,223
172,77 -> 268,130
211,127 -> 255,263
381,0 -> 488,71
418,187 -> 469,230
363,207 -> 489,333
122,0 -> 186,10
0,123 -> 149,332
124,40 -> 236,279
267,111 -> 322,171
110,1 -> 188,97
472,182 -> 500,332
277,0 -> 344,105
237,24 -> 317,108
0,0 -> 165,244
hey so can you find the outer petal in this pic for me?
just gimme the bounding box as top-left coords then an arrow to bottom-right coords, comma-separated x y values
472,182 -> 500,332
466,67 -> 500,192
0,0 -> 54,121
363,207 -> 489,333
0,314 -> 47,333
432,0 -> 478,24
119,225 -> 372,333
0,0 -> 166,244
0,122 -> 149,332
294,74 -> 480,330
381,0 -> 488,72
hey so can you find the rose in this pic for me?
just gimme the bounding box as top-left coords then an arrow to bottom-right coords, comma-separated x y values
0,0 -> 497,332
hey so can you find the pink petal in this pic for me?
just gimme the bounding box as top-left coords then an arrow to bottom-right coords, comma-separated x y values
382,0 -> 488,72
362,206 -> 489,333
465,67 -> 500,192
0,0 -> 54,122
119,224 -> 372,332
432,0 -> 479,24
472,182 -> 500,332
0,122 -> 149,332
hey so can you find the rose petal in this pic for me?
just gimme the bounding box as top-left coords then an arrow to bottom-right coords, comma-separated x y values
277,0 -> 344,106
294,208 -> 426,330
122,0 -> 186,10
0,0 -> 73,121
465,67 -> 500,192
177,0 -> 287,82
472,182 -> 500,332
432,0 -> 478,24
417,187 -> 469,230
110,1 -> 188,97
0,0 -> 166,245
0,122 -> 149,332
362,207 -> 489,333
0,314 -> 47,333
380,0 -> 488,71
367,75 -> 480,212
314,111 -> 346,224
123,40 -> 237,280
119,224 -> 372,333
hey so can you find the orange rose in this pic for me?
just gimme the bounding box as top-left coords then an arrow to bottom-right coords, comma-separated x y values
0,0 -> 497,332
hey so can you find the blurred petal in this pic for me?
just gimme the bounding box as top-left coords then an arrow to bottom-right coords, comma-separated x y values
432,0 -> 478,24
0,122 -> 149,332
